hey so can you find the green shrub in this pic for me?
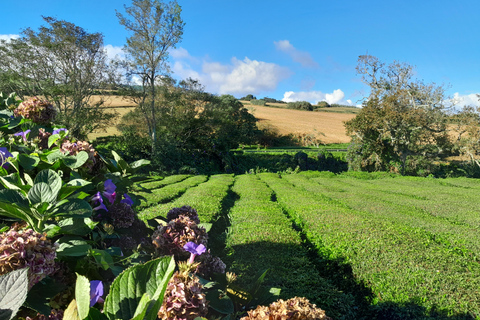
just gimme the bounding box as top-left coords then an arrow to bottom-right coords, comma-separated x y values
315,101 -> 331,108
286,101 -> 313,111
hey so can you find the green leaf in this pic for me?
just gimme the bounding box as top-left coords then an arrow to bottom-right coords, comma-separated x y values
103,256 -> 175,320
130,159 -> 150,169
91,249 -> 115,271
0,268 -> 28,320
17,153 -> 40,170
48,133 -> 61,148
131,293 -> 150,320
58,218 -> 96,236
34,169 -> 62,197
0,173 -> 22,190
7,116 -> 25,129
25,277 -> 66,315
28,182 -> 56,204
205,289 -> 234,315
53,199 -> 92,218
198,223 -> 212,233
85,307 -> 107,320
46,149 -> 65,164
63,151 -> 88,169
75,273 -> 91,320
56,236 -> 91,257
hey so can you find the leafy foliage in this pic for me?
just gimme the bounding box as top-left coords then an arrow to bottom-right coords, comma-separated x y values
345,55 -> 451,175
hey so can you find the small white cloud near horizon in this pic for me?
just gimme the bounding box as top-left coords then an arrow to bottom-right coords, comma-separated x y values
282,89 -> 353,105
0,34 -> 19,41
274,40 -> 318,68
171,48 -> 291,96
450,92 -> 480,108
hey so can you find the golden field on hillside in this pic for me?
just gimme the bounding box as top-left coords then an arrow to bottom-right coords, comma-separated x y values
88,96 -> 356,144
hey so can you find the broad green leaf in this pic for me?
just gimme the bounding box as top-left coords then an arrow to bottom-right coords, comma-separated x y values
0,268 -> 28,320
75,274 -> 91,320
17,153 -> 40,170
58,218 -> 96,236
53,199 -> 92,218
23,173 -> 34,186
0,173 -> 22,190
0,189 -> 29,207
103,256 -> 175,320
90,249 -> 115,271
34,169 -> 62,198
64,299 -> 82,320
25,277 -> 66,315
131,293 -> 150,320
7,116 -> 24,129
63,151 -> 88,169
46,149 -> 65,164
28,182 -> 56,204
0,202 -> 35,229
48,133 -> 61,148
205,289 -> 234,315
86,307 -> 107,320
56,236 -> 91,257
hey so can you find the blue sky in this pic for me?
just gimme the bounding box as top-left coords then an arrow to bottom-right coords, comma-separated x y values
2,0 -> 480,107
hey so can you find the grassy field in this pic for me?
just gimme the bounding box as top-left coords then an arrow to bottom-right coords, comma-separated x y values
134,172 -> 480,319
89,95 -> 355,144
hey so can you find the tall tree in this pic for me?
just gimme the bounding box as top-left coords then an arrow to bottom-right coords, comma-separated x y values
345,55 -> 450,175
116,0 -> 184,155
0,17 -> 116,138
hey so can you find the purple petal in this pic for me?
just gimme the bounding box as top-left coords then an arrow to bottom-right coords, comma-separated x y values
91,191 -> 103,205
53,128 -> 67,135
90,280 -> 104,307
195,244 -> 206,255
120,193 -> 133,206
93,202 -> 108,212
183,241 -> 197,254
104,179 -> 117,194
103,191 -> 116,205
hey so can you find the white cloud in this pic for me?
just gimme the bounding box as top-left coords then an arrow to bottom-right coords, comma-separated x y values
170,47 -> 192,60
274,40 -> 318,68
171,48 -> 291,96
450,92 -> 480,108
282,89 -> 351,105
104,44 -> 125,61
0,34 -> 19,41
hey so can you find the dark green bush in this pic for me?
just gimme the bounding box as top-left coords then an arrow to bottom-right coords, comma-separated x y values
286,101 -> 313,111
250,99 -> 266,106
315,101 -> 331,108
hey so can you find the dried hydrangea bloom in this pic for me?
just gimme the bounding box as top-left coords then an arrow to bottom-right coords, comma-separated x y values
241,297 -> 331,320
109,202 -> 135,229
166,205 -> 200,224
14,97 -> 57,125
0,227 -> 58,289
195,251 -> 226,278
36,128 -> 53,150
152,216 -> 208,260
60,140 -> 98,171
158,264 -> 208,320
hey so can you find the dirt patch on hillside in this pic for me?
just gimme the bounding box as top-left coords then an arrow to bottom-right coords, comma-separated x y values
247,105 -> 355,144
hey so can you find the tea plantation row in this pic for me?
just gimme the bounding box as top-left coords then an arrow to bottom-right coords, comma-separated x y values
135,172 -> 480,319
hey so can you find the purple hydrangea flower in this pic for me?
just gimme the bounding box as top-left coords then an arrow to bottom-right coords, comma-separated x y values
184,242 -> 206,264
120,193 -> 133,206
90,280 -> 104,307
14,129 -> 31,143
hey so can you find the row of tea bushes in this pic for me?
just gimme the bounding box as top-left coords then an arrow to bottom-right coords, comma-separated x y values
258,172 -> 480,319
226,174 -> 357,319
